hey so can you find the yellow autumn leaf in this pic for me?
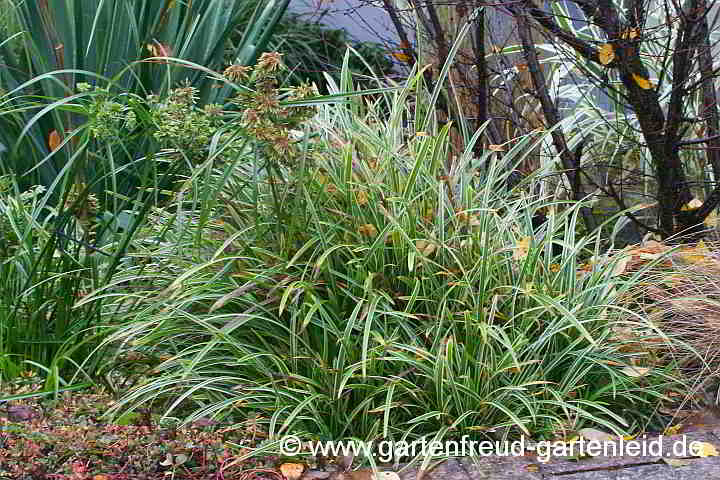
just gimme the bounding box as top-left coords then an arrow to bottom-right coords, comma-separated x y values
358,224 -> 378,237
391,52 -> 412,63
691,441 -> 719,457
632,73 -> 653,89
599,43 -> 615,65
355,190 -> 369,207
664,423 -> 683,436
48,129 -> 62,151
415,239 -> 437,258
415,131 -> 429,137
682,198 -> 703,210
513,236 -> 532,261
676,241 -> 710,265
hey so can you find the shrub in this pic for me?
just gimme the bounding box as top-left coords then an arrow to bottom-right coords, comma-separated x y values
83,61 -> 686,450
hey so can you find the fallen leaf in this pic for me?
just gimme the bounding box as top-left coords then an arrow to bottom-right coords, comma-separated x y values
488,144 -> 505,151
622,366 -> 650,377
676,241 -> 710,265
664,424 -> 683,436
691,441 -> 719,457
280,463 -> 305,480
578,427 -> 614,442
355,190 -> 369,207
682,198 -> 703,210
391,52 -> 412,63
525,464 -> 540,472
611,254 -> 630,276
663,458 -> 690,467
373,473 -> 400,480
48,129 -> 62,151
632,73 -> 653,89
599,43 -> 615,65
358,224 -> 378,237
415,239 -> 437,257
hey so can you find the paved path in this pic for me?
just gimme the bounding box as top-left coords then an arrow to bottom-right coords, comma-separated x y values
397,430 -> 720,479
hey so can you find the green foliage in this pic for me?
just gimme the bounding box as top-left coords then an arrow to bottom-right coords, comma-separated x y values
0,0 -> 289,193
82,58 -> 685,448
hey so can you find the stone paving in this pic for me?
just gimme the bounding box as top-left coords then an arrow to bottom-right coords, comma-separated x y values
396,430 -> 720,479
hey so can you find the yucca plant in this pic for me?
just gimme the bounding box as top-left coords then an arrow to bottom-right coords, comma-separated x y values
0,0 -> 289,192
79,49 -> 689,454
0,0 -> 293,382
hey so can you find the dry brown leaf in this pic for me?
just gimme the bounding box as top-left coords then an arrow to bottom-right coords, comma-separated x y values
280,463 -> 305,480
611,254 -> 630,276
488,144 -> 506,152
599,43 -> 615,65
632,73 -> 653,89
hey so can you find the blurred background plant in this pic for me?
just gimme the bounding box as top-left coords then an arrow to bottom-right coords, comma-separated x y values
228,11 -> 396,92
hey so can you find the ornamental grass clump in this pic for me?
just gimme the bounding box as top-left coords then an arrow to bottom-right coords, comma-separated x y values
82,57 -> 693,451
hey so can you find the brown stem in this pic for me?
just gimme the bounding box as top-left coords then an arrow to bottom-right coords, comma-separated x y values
697,0 -> 720,181
515,8 -> 596,232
